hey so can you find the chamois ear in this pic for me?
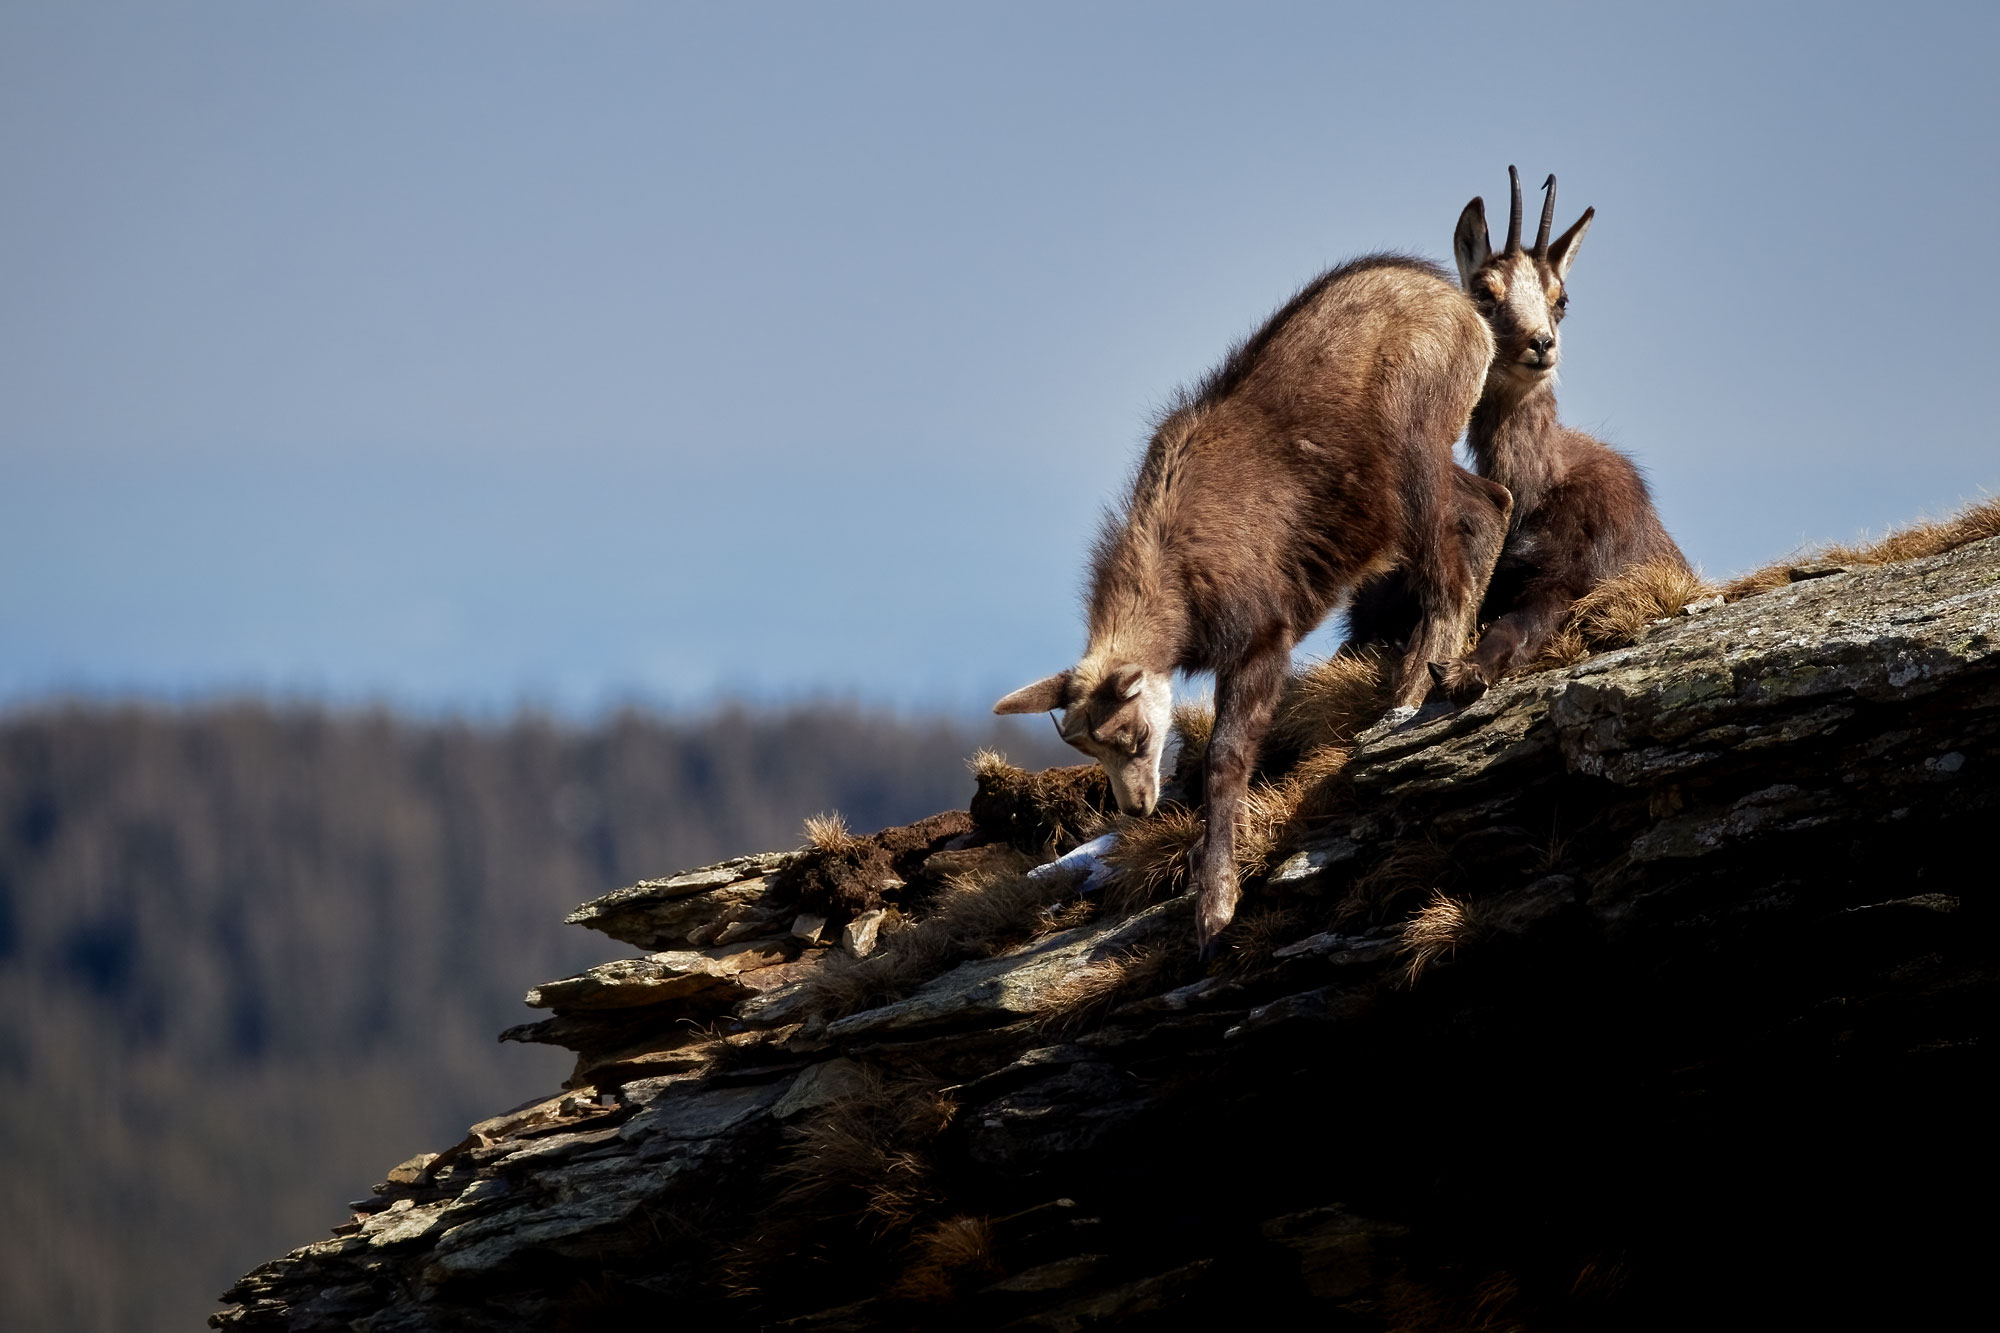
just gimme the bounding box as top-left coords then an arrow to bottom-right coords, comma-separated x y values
1454,197 -> 1492,290
993,672 -> 1070,716
1547,206 -> 1594,282
1104,662 -> 1145,701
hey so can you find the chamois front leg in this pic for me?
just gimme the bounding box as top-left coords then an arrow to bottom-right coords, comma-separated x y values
1435,587 -> 1576,702
1193,642 -> 1291,956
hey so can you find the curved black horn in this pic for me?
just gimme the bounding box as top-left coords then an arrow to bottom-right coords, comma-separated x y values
1535,173 -> 1558,256
1505,165 -> 1523,253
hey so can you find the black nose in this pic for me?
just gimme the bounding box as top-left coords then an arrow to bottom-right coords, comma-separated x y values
1529,334 -> 1555,356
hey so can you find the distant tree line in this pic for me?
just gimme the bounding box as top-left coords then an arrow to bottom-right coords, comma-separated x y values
0,700 -> 1068,1333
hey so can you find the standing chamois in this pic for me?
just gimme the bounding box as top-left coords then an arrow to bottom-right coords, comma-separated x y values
1419,168 -> 1690,700
995,256 -> 1500,950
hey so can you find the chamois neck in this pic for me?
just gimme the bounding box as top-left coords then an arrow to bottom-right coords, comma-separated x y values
1085,505 -> 1193,675
1084,412 -> 1202,674
1469,378 -> 1563,518
1084,564 -> 1189,677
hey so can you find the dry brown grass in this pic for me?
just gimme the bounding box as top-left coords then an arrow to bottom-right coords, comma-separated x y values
727,1068 -> 963,1297
1100,805 -> 1206,913
1098,779 -> 1298,913
1287,743 -> 1357,819
1337,838 -> 1458,926
1032,897 -> 1098,937
1028,944 -> 1177,1033
1219,904 -> 1307,975
1723,494 -> 2000,602
891,1214 -> 1001,1303
1171,698 -> 1215,763
1100,745 -> 1352,916
1531,558 -> 1718,671
801,810 -> 862,856
1266,652 -> 1393,766
967,747 -> 1014,785
1400,892 -> 1473,985
1233,778 -> 1313,877
771,1071 -> 957,1233
807,862 -> 1079,1019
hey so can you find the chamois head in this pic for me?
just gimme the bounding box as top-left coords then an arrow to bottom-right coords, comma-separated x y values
993,662 -> 1172,817
1454,166 -> 1593,390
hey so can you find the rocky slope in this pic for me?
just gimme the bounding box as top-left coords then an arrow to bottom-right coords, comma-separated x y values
214,536 -> 2000,1331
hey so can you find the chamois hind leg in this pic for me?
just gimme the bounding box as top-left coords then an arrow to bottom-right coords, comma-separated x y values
1390,483 -> 1494,717
1193,639 -> 1291,956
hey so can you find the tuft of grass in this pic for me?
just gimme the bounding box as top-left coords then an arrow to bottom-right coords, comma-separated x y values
891,1214 -> 1001,1304
774,1071 -> 957,1233
1099,765 -> 1335,916
801,811 -> 862,857
1032,897 -> 1098,937
1266,652 -> 1394,767
967,747 -> 1014,784
1100,805 -> 1206,914
1571,559 -> 1716,650
1170,698 -> 1215,764
1220,904 -> 1306,976
807,863 -> 1079,1019
729,1069 -> 960,1297
1338,838 -> 1458,926
1400,892 -> 1473,985
1723,494 -> 2000,602
1232,778 -> 1312,878
1532,558 -> 1718,670
1029,944 -> 1175,1033
1286,744 -> 1357,820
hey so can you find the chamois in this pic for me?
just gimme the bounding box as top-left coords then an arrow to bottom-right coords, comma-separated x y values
1425,168 -> 1691,700
995,256 -> 1497,951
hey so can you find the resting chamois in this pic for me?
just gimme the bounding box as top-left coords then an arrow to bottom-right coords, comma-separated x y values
1425,168 -> 1691,700
995,256 -> 1498,950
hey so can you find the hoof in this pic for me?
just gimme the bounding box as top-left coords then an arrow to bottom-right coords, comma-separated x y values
1193,881 -> 1240,957
1428,659 -> 1491,705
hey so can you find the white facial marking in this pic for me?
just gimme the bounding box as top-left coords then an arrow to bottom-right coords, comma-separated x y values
1075,669 -> 1172,818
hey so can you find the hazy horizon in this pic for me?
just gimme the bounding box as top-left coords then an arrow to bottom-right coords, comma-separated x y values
6,1 -> 1996,713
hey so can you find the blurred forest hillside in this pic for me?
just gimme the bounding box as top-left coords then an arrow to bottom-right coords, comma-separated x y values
0,700 -> 1069,1333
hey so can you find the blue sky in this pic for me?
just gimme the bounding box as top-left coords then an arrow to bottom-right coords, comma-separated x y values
3,1 -> 1996,713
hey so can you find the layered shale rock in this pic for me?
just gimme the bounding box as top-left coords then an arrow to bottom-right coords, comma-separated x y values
214,537 -> 2000,1331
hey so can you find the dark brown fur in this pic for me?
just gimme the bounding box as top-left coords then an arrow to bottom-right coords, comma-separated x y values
1000,254 -> 1496,951
1364,171 -> 1689,700
1439,392 -> 1689,696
